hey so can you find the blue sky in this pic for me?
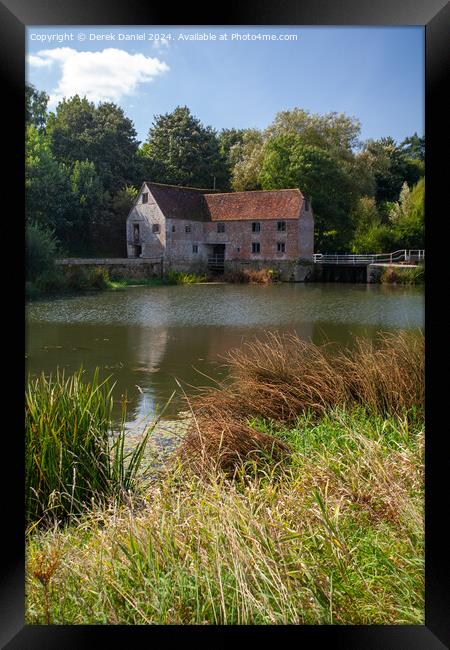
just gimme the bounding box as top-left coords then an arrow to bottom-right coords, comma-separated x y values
26,26 -> 424,146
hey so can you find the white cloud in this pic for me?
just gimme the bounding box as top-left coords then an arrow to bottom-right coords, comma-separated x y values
28,47 -> 169,106
26,54 -> 54,68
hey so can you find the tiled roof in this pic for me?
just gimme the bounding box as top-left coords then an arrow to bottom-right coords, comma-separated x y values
144,182 -> 303,221
145,182 -> 209,221
204,189 -> 303,221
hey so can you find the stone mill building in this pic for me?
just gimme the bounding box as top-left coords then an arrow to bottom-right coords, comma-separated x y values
126,182 -> 314,279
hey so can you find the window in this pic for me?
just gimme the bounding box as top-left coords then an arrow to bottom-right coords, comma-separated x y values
193,244 -> 198,253
277,221 -> 286,232
252,242 -> 261,254
185,224 -> 191,233
304,198 -> 310,211
133,223 -> 140,241
277,242 -> 286,253
152,223 -> 160,234
142,192 -> 148,204
236,247 -> 240,253
172,225 -> 176,232
252,222 -> 260,232
217,222 -> 225,233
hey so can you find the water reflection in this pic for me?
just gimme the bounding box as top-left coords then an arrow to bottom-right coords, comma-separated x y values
26,283 -> 424,425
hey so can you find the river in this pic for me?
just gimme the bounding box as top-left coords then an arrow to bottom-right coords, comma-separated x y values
26,282 -> 424,430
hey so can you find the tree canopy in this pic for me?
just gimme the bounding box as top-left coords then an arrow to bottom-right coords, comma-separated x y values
141,106 -> 229,190
25,86 -> 424,256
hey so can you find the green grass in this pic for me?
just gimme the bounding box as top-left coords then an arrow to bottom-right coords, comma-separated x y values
26,406 -> 423,625
380,265 -> 425,285
25,332 -> 424,624
166,270 -> 207,284
25,368 -> 158,528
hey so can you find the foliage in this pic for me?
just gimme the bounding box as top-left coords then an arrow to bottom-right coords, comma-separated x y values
25,222 -> 59,282
25,125 -> 73,238
141,106 -> 229,190
26,405 -> 424,625
359,137 -> 424,204
223,268 -> 277,284
350,196 -> 396,253
259,136 -> 353,251
26,83 -> 49,131
400,132 -> 425,162
380,265 -> 424,285
25,84 -> 425,255
47,96 -> 140,192
166,270 -> 207,284
266,108 -> 362,160
388,178 -> 424,249
229,128 -> 266,191
25,369 -> 154,527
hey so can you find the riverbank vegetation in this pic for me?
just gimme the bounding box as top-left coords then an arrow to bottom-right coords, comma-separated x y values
380,265 -> 425,285
26,330 -> 424,624
223,268 -> 278,284
26,85 -> 424,264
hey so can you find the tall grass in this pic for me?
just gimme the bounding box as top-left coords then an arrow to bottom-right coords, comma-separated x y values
26,408 -> 424,625
25,368 -> 154,528
178,330 -> 424,472
380,265 -> 425,285
166,270 -> 207,284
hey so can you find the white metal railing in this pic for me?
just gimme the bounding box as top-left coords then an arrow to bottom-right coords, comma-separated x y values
313,250 -> 425,265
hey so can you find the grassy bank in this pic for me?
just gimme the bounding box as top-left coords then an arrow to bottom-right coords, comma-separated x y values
379,265 -> 425,285
26,266 -> 208,299
25,330 -> 424,625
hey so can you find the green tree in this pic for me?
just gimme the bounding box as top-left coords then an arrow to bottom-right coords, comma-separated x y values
400,133 -> 425,162
230,129 -> 265,191
350,196 -> 395,253
259,135 -> 353,251
142,106 -> 228,189
47,96 -> 140,192
26,84 -> 49,131
26,222 -> 59,281
389,178 -> 425,248
359,137 -> 424,204
25,124 -> 72,238
266,108 -> 361,161
69,160 -> 104,252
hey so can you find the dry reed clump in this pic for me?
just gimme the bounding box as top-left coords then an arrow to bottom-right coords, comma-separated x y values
223,268 -> 275,284
177,330 -> 424,472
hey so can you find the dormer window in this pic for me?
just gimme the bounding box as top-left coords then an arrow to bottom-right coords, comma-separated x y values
142,192 -> 148,204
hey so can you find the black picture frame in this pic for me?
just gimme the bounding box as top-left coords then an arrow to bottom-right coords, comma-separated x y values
2,0 -> 448,647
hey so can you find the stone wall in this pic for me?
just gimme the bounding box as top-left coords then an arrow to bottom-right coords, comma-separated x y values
56,258 -> 163,279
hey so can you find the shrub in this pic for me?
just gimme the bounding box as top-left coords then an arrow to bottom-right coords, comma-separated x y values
166,270 -> 206,284
86,266 -> 111,290
26,222 -> 59,281
223,268 -> 277,284
380,266 -> 424,285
